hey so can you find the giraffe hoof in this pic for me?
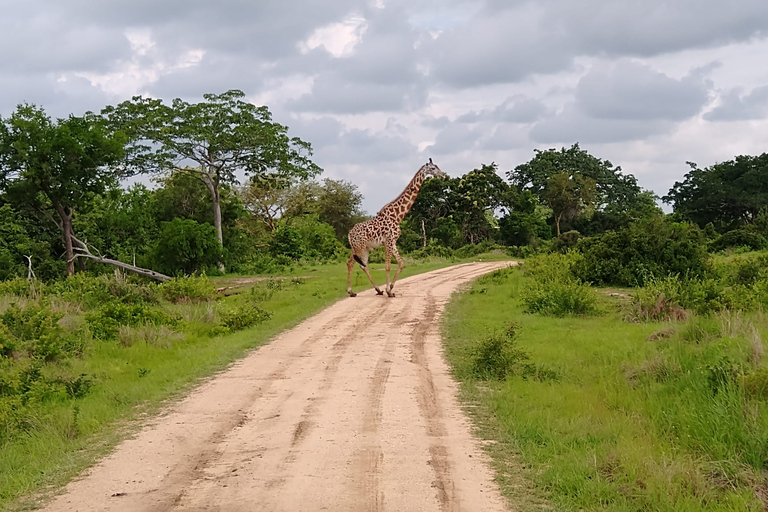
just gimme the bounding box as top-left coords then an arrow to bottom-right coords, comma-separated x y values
376,289 -> 384,295
387,291 -> 396,298
348,292 -> 357,297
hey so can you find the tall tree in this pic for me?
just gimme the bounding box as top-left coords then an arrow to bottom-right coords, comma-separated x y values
543,172 -> 596,236
0,104 -> 126,276
451,163 -> 508,243
509,143 -> 640,210
102,89 -> 322,270
664,154 -> 768,230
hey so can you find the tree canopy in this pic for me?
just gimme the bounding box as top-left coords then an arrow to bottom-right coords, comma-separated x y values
0,104 -> 126,275
664,154 -> 768,231
102,89 -> 322,269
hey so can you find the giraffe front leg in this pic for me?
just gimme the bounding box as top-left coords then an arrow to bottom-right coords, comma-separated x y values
384,247 -> 392,296
388,246 -> 405,297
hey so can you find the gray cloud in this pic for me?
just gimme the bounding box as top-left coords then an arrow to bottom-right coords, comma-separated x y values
705,86 -> 768,121
530,104 -> 672,144
549,0 -> 768,57
287,75 -> 428,114
426,5 -> 573,88
425,122 -> 482,154
576,60 -> 710,121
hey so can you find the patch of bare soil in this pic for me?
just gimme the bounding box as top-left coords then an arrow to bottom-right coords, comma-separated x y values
40,262 -> 513,512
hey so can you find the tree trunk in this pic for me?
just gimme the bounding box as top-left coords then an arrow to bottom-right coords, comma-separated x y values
201,174 -> 226,273
556,211 -> 563,237
53,203 -> 76,276
421,219 -> 427,249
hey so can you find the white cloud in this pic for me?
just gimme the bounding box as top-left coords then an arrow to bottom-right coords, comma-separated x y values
298,14 -> 368,58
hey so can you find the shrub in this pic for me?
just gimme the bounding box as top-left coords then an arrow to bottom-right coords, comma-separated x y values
522,279 -> 598,317
154,218 -> 223,275
293,216 -> 344,261
0,278 -> 40,298
0,303 -> 67,361
521,253 -> 597,317
710,227 -> 768,253
471,324 -> 558,381
551,230 -> 582,253
46,274 -> 112,309
0,322 -> 16,358
86,301 -> 178,340
219,304 -> 272,331
573,216 -> 708,287
159,275 -> 217,303
270,224 -> 304,261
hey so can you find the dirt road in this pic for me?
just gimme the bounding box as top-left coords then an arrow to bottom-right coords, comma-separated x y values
42,262 -> 512,512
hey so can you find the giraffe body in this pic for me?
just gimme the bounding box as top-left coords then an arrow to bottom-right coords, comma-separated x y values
347,159 -> 447,297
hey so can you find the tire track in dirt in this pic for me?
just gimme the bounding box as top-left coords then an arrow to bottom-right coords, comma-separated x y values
39,262 -> 513,512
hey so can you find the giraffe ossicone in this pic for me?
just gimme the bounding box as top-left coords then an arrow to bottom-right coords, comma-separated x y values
346,159 -> 448,297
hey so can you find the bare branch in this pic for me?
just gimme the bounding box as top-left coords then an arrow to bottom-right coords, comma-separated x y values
69,235 -> 171,282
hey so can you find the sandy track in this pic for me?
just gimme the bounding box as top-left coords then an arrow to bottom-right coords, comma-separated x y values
41,262 -> 512,512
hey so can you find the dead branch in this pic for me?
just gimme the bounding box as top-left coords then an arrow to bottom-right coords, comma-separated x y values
69,235 -> 172,282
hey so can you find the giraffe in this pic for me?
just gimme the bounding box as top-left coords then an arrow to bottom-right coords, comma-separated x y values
347,159 -> 448,297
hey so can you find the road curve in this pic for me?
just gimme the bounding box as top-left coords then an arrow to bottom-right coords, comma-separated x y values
41,262 -> 512,512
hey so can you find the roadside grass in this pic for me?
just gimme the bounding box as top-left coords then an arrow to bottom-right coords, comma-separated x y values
0,254 -> 502,511
442,266 -> 768,511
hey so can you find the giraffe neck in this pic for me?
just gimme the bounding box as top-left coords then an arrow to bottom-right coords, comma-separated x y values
378,170 -> 425,223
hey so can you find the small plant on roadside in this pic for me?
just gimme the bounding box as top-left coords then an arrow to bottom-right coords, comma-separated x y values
219,304 -> 272,331
522,279 -> 597,317
472,324 -> 558,382
159,275 -> 217,303
86,301 -> 178,340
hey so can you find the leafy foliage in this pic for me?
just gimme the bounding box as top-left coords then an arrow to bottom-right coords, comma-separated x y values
154,218 -> 223,275
665,154 -> 768,231
572,216 -> 709,287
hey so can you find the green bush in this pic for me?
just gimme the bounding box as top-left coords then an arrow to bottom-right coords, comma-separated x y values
0,304 -> 68,361
154,218 -> 223,275
471,324 -> 558,381
0,278 -> 40,298
219,304 -> 272,331
573,216 -> 708,287
522,279 -> 598,317
270,224 -> 304,261
293,216 -> 345,261
159,275 -> 217,303
86,301 -> 178,340
710,227 -> 768,253
521,252 -> 597,317
0,323 -> 16,358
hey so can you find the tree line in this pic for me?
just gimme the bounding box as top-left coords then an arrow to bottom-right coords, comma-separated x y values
1,89 -> 767,281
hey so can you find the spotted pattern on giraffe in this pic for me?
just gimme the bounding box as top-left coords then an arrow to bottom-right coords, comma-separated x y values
346,159 -> 448,297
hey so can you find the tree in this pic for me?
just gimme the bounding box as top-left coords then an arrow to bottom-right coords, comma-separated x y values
451,163 -> 509,244
75,184 -> 159,268
544,172 -> 596,236
664,154 -> 768,231
509,143 -> 641,210
498,190 -> 551,246
102,89 -> 322,270
0,104 -> 126,276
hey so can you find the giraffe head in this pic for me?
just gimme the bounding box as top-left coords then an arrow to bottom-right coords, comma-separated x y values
421,158 -> 448,180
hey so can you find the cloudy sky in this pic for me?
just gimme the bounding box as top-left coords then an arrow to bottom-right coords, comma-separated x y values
2,0 -> 767,214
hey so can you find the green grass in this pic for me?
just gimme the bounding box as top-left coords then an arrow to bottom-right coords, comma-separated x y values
0,254 -> 499,511
442,266 -> 768,511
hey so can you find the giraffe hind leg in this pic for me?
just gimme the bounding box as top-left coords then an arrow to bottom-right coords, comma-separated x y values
387,245 -> 405,297
347,255 -> 357,297
349,250 -> 384,295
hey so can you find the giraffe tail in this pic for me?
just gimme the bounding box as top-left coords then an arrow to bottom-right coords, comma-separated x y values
353,255 -> 366,267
